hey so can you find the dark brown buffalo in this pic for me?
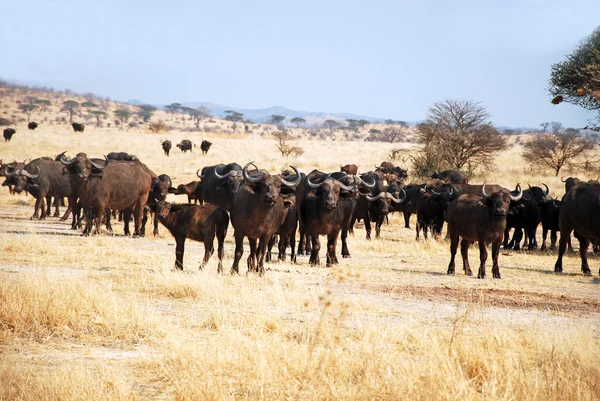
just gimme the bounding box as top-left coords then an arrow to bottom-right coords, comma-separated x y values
106,152 -> 138,161
554,182 -> 600,276
142,174 -> 176,236
174,181 -> 203,204
196,163 -> 243,211
3,128 -> 16,142
415,187 -> 455,240
395,183 -> 427,228
200,140 -> 212,155
160,140 -> 172,156
9,158 -> 72,219
1,160 -> 25,194
375,161 -> 408,184
60,153 -> 153,236
72,123 -> 85,132
540,199 -> 563,251
157,202 -> 229,272
431,170 -> 469,184
451,183 -> 508,196
177,139 -> 194,152
561,176 -> 581,194
340,164 -> 358,175
300,171 -> 358,266
28,122 -> 38,130
230,163 -> 301,275
446,184 -> 523,279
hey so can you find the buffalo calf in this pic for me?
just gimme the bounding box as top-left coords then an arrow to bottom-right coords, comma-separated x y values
157,202 -> 229,272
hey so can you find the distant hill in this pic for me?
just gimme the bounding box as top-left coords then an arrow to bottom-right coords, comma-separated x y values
127,100 -> 397,126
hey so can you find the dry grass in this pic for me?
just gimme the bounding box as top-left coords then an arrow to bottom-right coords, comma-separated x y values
1,124 -> 600,400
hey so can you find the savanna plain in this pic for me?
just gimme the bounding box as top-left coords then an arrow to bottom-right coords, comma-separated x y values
1,125 -> 600,401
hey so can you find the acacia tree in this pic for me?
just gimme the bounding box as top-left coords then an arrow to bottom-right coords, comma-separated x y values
549,26 -> 600,128
291,117 -> 306,127
414,99 -> 507,173
224,110 -> 244,122
190,106 -> 211,129
269,114 -> 286,125
90,110 -> 107,127
62,100 -> 80,123
323,119 -> 340,132
114,109 -> 132,129
18,104 -> 38,122
522,131 -> 594,176
540,122 -> 551,133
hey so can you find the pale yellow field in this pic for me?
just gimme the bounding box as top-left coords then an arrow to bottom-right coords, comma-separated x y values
1,124 -> 600,400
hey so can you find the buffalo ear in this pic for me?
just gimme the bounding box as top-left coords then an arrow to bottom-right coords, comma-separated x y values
168,186 -> 177,194
281,192 -> 296,208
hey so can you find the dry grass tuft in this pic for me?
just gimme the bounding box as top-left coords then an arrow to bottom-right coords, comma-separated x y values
0,272 -> 157,344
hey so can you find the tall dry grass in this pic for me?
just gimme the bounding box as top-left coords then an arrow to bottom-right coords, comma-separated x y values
1,126 -> 600,400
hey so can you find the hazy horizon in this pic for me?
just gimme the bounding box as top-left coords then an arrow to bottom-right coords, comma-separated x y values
1,0 -> 599,128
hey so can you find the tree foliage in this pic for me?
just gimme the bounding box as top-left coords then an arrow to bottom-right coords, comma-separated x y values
18,104 -> 38,122
273,131 -> 304,157
291,117 -> 306,127
89,110 -> 107,127
413,99 -> 507,174
522,131 -> 594,176
114,109 -> 132,128
269,115 -> 286,125
224,110 -> 244,123
61,100 -> 80,123
323,119 -> 340,131
549,26 -> 600,127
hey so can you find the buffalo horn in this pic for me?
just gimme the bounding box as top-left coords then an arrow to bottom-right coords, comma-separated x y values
561,177 -> 567,182
196,168 -> 203,179
431,189 -> 440,195
338,176 -> 357,192
243,162 -> 261,183
306,175 -> 324,189
366,192 -> 386,202
392,188 -> 407,203
59,157 -> 76,166
20,165 -> 40,179
481,183 -> 490,198
543,183 -> 550,197
281,166 -> 301,187
357,175 -> 376,188
91,159 -> 107,170
510,184 -> 523,201
213,164 -> 229,179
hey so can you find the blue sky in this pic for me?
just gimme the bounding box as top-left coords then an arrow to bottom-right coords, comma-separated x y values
1,0 -> 598,127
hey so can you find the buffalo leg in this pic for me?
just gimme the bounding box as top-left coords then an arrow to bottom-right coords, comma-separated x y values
550,230 -> 557,250
503,226 -> 511,249
123,209 -> 131,236
341,227 -> 351,258
104,210 -> 113,233
403,211 -> 411,229
578,237 -> 592,275
44,195 -> 51,218
70,196 -> 81,229
52,197 -> 60,217
174,237 -> 185,270
527,227 -> 538,250
364,217 -> 371,240
31,196 -> 43,220
326,232 -> 339,267
541,227 -> 548,251
232,232 -> 245,274
554,229 -> 572,273
477,241 -> 488,279
133,197 -> 147,237
447,228 -> 459,275
415,221 -> 421,240
423,221 -> 429,240
201,233 -> 215,270
216,227 -> 226,274
460,239 -> 472,276
247,238 -> 258,273
491,241 -> 501,279
309,235 -> 320,266
266,235 -> 276,263
297,222 -> 306,255
289,232 -> 297,263
257,236 -> 269,276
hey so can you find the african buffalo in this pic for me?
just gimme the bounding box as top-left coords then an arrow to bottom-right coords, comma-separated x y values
28,122 -> 38,130
1,160 -> 26,194
300,170 -> 358,266
161,140 -> 172,156
106,152 -> 138,162
416,187 -> 454,240
196,163 -> 243,211
431,170 -> 469,184
72,123 -> 85,132
9,158 -> 72,219
396,183 -> 427,228
540,198 -> 563,251
340,164 -> 358,175
60,153 -> 154,236
446,184 -> 523,279
174,181 -> 203,204
3,128 -> 16,142
200,140 -> 212,155
554,182 -> 600,276
157,202 -> 229,272
177,139 -> 194,152
230,163 -> 301,275
142,174 -> 176,236
561,176 -> 581,194
375,161 -> 408,184
503,184 -> 549,250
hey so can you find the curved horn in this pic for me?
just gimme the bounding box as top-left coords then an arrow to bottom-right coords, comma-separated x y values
391,188 -> 407,203
196,168 -> 203,178
510,184 -> 523,201
90,159 -> 107,170
552,199 -> 560,207
338,176 -> 357,192
60,157 -> 76,166
56,151 -> 67,159
481,183 -> 490,198
20,165 -> 40,179
431,189 -> 440,195
366,192 -> 386,202
213,164 -> 230,180
561,177 -> 567,182
281,166 -> 301,187
528,184 -> 532,189
307,175 -> 325,189
357,175 -> 376,188
243,162 -> 260,183
542,183 -> 550,197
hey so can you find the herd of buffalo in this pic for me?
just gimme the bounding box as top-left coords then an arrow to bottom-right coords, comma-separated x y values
1,149 -> 600,278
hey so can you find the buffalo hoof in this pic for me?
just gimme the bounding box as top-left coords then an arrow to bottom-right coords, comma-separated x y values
550,245 -> 556,251
477,274 -> 486,279
297,250 -> 305,256
583,269 -> 592,276
342,254 -> 351,258
493,272 -> 501,279
291,255 -> 297,263
53,212 -> 60,218
540,245 -> 547,251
